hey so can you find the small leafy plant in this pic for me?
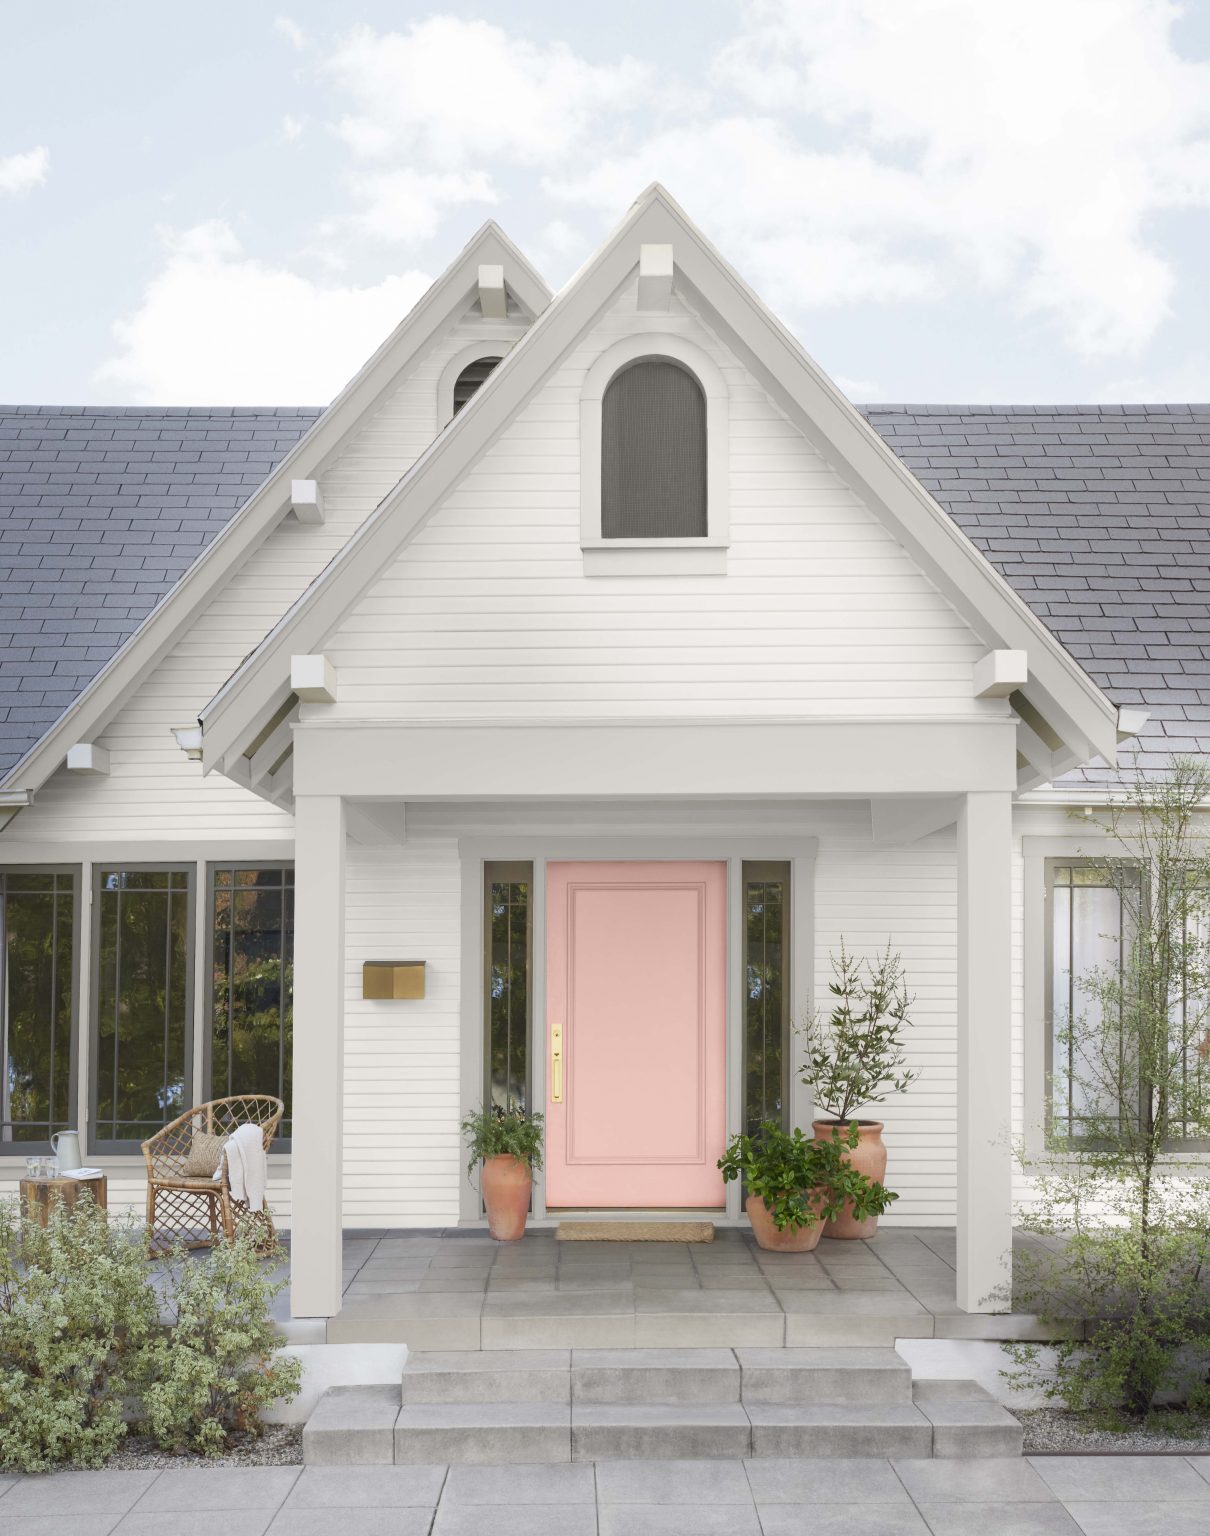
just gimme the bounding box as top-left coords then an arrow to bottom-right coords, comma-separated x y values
0,1195 -> 158,1472
799,943 -> 919,1122
135,1230 -> 301,1458
461,1104 -> 545,1175
718,1120 -> 898,1232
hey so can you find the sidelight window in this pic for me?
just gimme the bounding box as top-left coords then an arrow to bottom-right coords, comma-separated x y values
742,861 -> 790,1135
0,870 -> 76,1149
485,862 -> 532,1113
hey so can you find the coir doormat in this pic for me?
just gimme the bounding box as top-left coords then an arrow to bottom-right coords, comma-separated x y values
555,1221 -> 715,1243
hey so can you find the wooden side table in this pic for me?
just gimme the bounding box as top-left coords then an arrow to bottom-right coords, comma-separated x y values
20,1173 -> 108,1225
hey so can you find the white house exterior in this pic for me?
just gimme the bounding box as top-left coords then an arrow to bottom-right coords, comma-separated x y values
0,186 -> 1190,1325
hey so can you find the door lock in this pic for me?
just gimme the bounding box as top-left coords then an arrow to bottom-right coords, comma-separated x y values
551,1023 -> 563,1103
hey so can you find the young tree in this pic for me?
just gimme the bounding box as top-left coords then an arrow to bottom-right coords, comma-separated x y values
1009,756 -> 1210,1426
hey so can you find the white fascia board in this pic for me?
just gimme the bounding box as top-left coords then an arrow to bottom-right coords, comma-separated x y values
973,649 -> 1029,699
65,742 -> 109,775
1,221 -> 551,798
197,183 -> 1117,774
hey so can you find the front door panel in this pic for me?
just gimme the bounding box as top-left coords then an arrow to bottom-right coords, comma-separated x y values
545,860 -> 727,1208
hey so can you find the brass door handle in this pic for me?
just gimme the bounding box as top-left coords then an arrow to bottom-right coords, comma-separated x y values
551,1023 -> 563,1103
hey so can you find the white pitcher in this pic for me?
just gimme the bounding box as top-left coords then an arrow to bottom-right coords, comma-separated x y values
51,1129 -> 83,1174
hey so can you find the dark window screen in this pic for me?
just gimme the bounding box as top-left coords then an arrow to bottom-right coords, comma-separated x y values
601,359 -> 707,538
453,357 -> 502,414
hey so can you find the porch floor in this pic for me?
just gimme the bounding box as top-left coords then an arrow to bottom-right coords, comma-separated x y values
309,1226 -> 1052,1347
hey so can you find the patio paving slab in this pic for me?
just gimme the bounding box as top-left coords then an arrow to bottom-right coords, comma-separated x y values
758,1508 -> 930,1536
441,1461 -> 595,1504
129,1466 -> 301,1510
110,1515 -> 273,1536
744,1455 -> 912,1503
915,1504 -> 1083,1535
893,1456 -> 1054,1503
0,1470 -> 158,1515
281,1465 -> 446,1508
266,1511 -> 433,1536
1030,1455 -> 1210,1502
595,1456 -> 754,1504
433,1506 -> 597,1536
1064,1506 -> 1210,1536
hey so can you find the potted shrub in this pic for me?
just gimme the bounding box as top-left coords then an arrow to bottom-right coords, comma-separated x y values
718,1120 -> 896,1252
461,1105 -> 544,1241
799,942 -> 919,1239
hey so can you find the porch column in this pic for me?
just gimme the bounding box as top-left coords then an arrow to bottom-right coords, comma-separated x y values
956,790 -> 1014,1312
290,793 -> 346,1318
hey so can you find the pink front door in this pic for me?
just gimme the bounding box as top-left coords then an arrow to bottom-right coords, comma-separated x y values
545,861 -> 727,1208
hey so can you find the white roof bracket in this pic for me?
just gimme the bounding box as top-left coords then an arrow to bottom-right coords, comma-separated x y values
637,243 -> 674,312
478,264 -> 507,319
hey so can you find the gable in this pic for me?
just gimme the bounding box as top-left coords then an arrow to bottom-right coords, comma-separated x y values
198,187 -> 1118,799
322,284 -> 989,725
3,291 -> 534,842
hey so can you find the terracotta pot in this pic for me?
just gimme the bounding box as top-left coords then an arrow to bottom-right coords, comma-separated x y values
480,1154 -> 532,1241
812,1119 -> 887,1240
745,1191 -> 825,1252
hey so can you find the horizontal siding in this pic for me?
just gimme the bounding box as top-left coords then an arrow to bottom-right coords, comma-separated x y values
10,306 -> 528,844
343,837 -> 462,1227
326,287 -> 990,721
814,826 -> 958,1225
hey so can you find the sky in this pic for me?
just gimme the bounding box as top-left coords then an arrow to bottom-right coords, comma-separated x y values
5,0 -> 1210,407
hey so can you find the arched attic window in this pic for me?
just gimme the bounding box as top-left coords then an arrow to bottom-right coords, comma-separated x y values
600,357 -> 707,538
453,356 -> 502,414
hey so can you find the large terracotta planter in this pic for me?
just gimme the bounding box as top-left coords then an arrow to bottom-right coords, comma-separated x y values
745,1192 -> 825,1252
480,1154 -> 532,1241
812,1119 -> 887,1240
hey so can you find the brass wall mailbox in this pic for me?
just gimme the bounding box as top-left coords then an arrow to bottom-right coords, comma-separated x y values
362,961 -> 426,1000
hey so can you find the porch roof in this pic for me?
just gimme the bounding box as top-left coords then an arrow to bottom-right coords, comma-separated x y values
1,401 -> 1205,785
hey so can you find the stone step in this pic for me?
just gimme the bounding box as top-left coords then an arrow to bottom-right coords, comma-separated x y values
305,1378 -> 1023,1465
736,1346 -> 913,1404
401,1348 -> 571,1404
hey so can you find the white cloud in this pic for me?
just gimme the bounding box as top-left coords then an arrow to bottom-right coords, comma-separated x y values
280,114 -> 305,143
95,221 -> 431,405
328,18 -> 652,170
0,146 -> 49,195
274,15 -> 306,50
350,167 -> 497,245
701,0 -> 1210,357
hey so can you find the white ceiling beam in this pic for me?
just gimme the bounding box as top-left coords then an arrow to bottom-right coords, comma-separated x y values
974,649 -> 1029,699
66,743 -> 109,775
1015,718 -> 1058,782
478,264 -> 507,319
248,709 -> 298,788
291,654 -> 337,704
289,479 -> 325,525
265,755 -> 294,807
869,796 -> 961,846
637,243 -> 674,311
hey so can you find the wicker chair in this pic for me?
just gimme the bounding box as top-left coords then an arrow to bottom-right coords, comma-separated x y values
141,1095 -> 284,1254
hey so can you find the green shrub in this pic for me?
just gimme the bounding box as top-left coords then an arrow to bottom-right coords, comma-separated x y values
461,1104 -> 545,1174
135,1231 -> 302,1457
718,1120 -> 898,1232
0,1196 -> 158,1472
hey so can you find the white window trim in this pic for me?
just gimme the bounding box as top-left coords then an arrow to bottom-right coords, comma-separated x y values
436,337 -> 517,427
580,333 -> 730,575
1022,832 -> 1210,1164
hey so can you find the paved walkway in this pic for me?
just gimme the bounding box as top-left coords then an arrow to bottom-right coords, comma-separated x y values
2,1456 -> 1208,1535
324,1226 -> 1055,1345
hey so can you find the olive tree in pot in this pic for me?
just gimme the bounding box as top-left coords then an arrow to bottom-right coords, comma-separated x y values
461,1105 -> 544,1241
718,1120 -> 897,1252
800,943 -> 919,1239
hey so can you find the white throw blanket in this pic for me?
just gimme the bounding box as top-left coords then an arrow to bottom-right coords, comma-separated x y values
222,1122 -> 268,1214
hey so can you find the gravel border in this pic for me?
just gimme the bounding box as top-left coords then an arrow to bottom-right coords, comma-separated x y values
102,1425 -> 303,1470
1017,1406 -> 1210,1454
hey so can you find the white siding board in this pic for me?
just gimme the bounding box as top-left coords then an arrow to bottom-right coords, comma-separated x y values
324,287 -> 990,724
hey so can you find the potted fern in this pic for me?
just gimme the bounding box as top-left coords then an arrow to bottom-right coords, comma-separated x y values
799,942 -> 918,1239
718,1120 -> 896,1251
461,1105 -> 544,1241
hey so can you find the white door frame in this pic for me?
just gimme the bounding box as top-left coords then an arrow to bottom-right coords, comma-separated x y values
458,834 -> 818,1224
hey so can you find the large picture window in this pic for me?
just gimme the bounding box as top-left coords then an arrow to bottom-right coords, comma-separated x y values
743,861 -> 790,1135
1047,860 -> 1142,1141
93,867 -> 192,1151
0,870 -> 76,1149
209,866 -> 294,1140
484,862 -> 531,1112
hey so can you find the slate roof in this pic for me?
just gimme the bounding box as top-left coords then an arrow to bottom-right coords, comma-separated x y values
865,403 -> 1210,782
0,401 -> 1206,786
0,407 -> 318,775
